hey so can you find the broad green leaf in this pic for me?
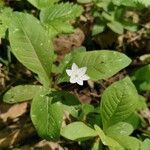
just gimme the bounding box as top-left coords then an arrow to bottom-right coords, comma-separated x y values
31,90 -> 63,140
40,3 -> 83,36
3,85 -> 43,103
132,64 -> 150,91
107,21 -> 124,34
27,0 -> 59,9
100,77 -> 139,129
73,51 -> 131,81
94,125 -> 124,150
0,7 -> 13,38
106,122 -> 134,136
110,135 -> 141,150
141,139 -> 150,150
59,50 -> 131,82
9,13 -> 54,87
61,122 -> 97,141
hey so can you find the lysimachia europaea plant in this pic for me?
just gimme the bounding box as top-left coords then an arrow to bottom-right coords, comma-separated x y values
77,0 -> 150,35
1,0 -> 150,150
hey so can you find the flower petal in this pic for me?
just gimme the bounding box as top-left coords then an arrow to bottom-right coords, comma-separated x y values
82,74 -> 90,80
71,63 -> 78,71
70,77 -> 77,83
78,67 -> 87,75
76,79 -> 84,86
66,69 -> 72,76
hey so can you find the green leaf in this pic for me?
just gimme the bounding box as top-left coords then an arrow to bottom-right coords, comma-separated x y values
61,122 -> 97,141
0,7 -> 13,39
94,125 -> 124,150
27,0 -> 59,9
110,135 -> 141,150
141,139 -> 150,150
92,24 -> 105,36
9,13 -> 54,87
59,50 -> 131,83
107,21 -> 124,34
40,2 -> 83,36
3,85 -> 43,103
73,51 -> 131,81
31,90 -> 63,140
106,122 -> 134,136
100,77 -> 139,129
132,64 -> 150,91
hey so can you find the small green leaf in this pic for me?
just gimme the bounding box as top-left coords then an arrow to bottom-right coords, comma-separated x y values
31,90 -> 63,140
61,122 -> 97,141
3,85 -> 43,103
92,24 -> 105,36
100,77 -> 139,129
94,125 -> 124,150
141,139 -> 150,150
106,122 -> 134,136
9,13 -> 54,87
27,0 -> 59,9
107,21 -> 124,34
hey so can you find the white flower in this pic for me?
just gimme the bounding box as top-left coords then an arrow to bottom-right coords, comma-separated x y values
66,63 -> 90,85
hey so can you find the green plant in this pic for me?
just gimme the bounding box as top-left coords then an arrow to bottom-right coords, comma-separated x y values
77,0 -> 150,35
1,1 -> 149,149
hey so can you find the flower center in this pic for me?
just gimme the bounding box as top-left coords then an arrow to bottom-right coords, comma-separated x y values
74,74 -> 79,78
